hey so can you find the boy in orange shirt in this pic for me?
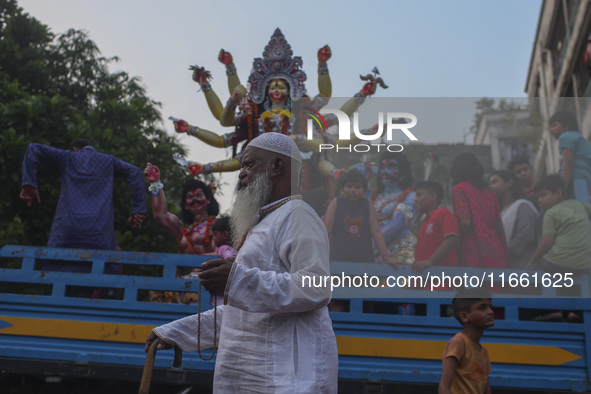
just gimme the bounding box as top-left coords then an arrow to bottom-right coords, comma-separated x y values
439,289 -> 494,394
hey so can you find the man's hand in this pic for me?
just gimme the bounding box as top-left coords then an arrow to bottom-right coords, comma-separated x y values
20,185 -> 40,207
144,163 -> 160,183
129,213 -> 146,229
144,331 -> 173,353
411,259 -> 432,272
198,258 -> 234,294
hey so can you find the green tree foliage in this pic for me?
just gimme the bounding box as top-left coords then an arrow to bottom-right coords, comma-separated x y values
469,98 -> 495,135
0,0 -> 191,253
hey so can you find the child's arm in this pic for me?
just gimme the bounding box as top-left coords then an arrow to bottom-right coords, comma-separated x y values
562,148 -> 575,190
368,200 -> 398,266
525,234 -> 555,269
438,356 -> 459,394
412,235 -> 459,272
323,197 -> 338,237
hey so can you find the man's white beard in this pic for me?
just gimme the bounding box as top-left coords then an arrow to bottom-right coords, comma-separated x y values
230,170 -> 272,248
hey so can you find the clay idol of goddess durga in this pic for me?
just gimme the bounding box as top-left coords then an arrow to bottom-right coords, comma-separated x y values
171,28 -> 387,192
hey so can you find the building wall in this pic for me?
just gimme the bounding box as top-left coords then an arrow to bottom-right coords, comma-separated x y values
527,0 -> 591,178
474,111 -> 533,171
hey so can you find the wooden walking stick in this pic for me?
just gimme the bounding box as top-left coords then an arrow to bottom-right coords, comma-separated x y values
139,338 -> 182,394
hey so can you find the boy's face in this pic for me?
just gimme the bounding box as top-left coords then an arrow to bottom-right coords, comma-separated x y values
488,174 -> 511,196
550,121 -> 567,139
461,298 -> 495,329
342,181 -> 365,202
512,163 -> 533,186
536,188 -> 563,211
415,188 -> 437,213
213,230 -> 230,247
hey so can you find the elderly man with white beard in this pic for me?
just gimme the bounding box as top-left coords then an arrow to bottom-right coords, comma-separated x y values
144,132 -> 337,393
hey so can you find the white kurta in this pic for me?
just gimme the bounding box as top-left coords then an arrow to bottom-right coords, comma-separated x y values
154,198 -> 338,393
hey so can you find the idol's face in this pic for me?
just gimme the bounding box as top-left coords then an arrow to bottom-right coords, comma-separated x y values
379,159 -> 400,185
268,79 -> 288,103
185,188 -> 208,213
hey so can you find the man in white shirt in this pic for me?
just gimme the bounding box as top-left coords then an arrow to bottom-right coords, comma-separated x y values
145,132 -> 337,393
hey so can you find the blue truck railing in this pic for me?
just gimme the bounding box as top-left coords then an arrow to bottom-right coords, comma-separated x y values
0,245 -> 218,387
329,262 -> 591,392
1,245 -> 590,391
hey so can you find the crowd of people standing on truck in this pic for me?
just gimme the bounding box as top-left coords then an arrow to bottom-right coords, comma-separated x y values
18,110 -> 591,303
317,110 -> 591,284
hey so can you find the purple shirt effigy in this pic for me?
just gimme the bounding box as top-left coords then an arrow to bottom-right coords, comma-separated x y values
22,144 -> 146,254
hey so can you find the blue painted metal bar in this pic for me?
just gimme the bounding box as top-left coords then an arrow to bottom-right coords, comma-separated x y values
1,245 -> 590,390
326,261 -> 591,391
0,245 -> 218,376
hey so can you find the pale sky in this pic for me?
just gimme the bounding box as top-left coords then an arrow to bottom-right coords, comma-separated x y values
17,0 -> 542,212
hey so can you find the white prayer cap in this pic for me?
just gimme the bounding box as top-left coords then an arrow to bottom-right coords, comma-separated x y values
247,132 -> 302,164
